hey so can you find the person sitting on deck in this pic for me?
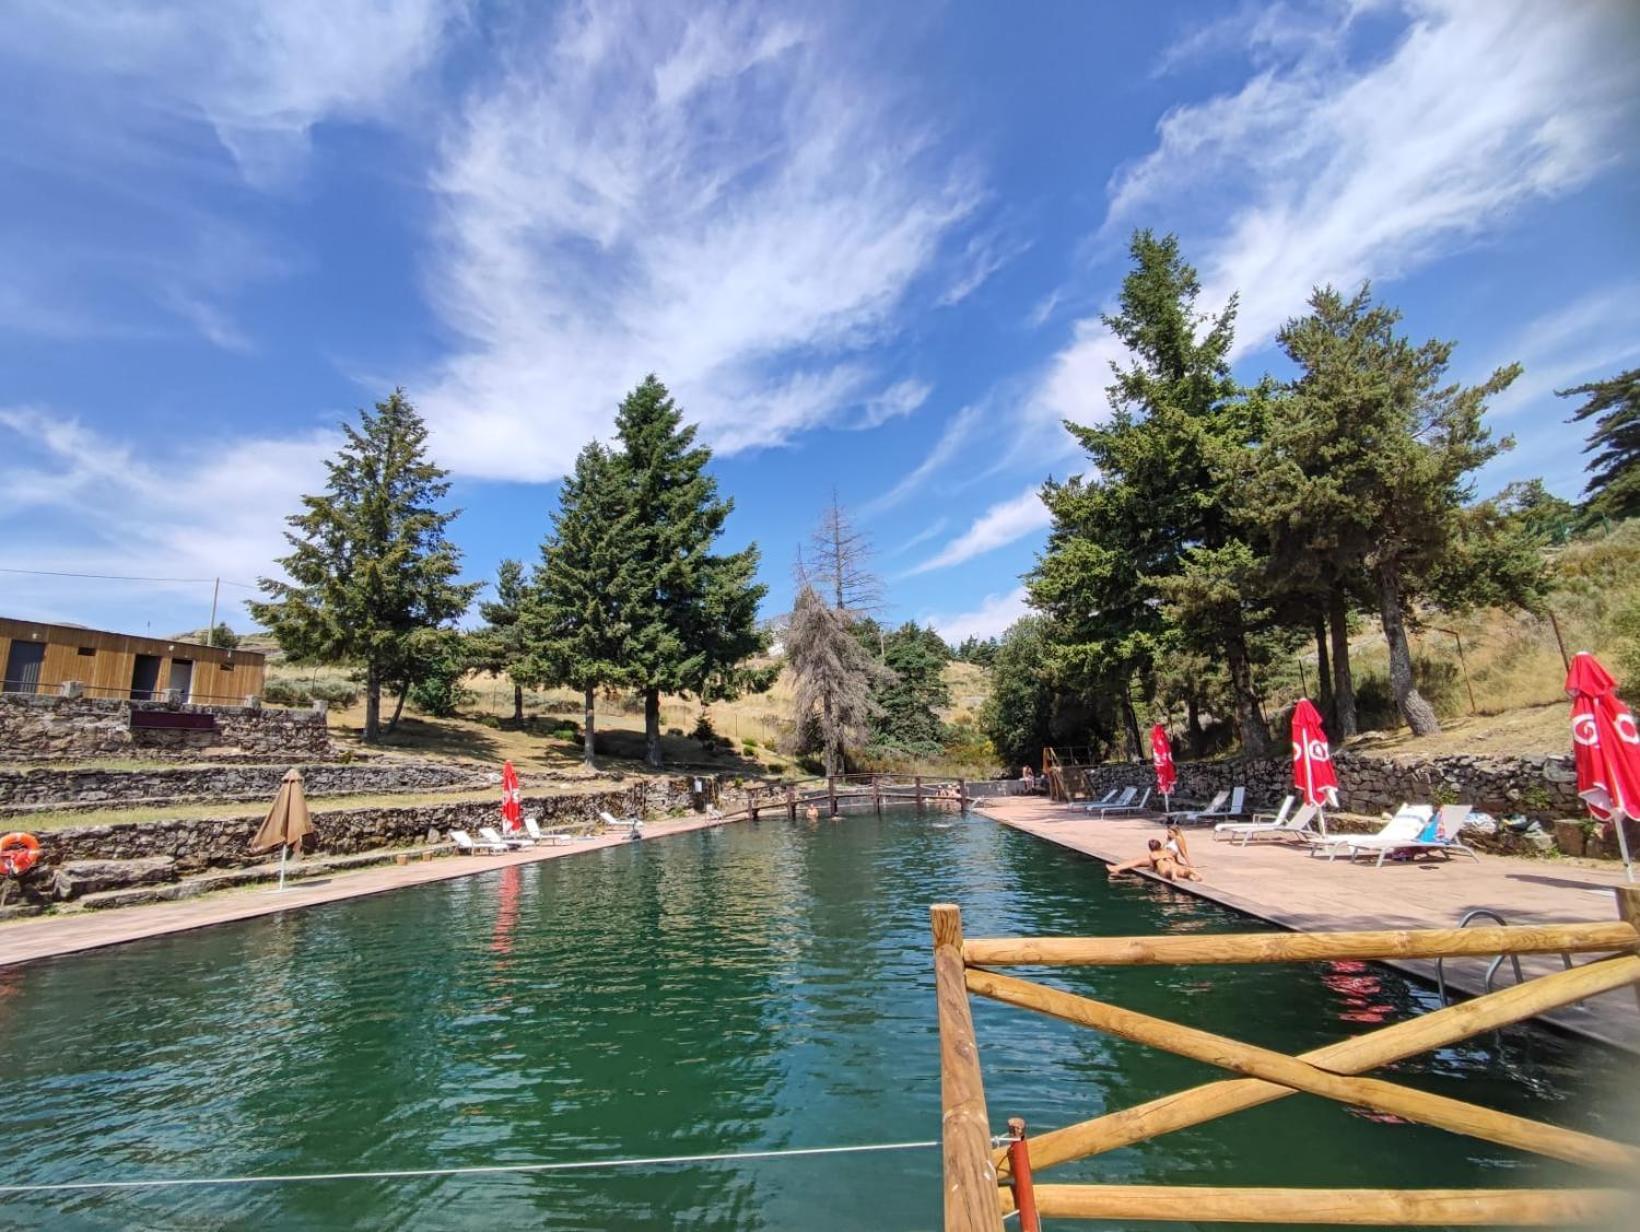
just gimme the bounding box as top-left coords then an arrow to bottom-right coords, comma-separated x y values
1021,765 -> 1037,792
1107,838 -> 1203,883
1164,823 -> 1200,870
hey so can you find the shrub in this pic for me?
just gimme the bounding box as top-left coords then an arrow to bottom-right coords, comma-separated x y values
691,714 -> 719,743
309,679 -> 360,708
263,678 -> 313,707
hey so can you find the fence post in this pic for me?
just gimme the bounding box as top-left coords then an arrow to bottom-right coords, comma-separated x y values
828,776 -> 838,817
959,778 -> 968,813
931,904 -> 1003,1232
916,775 -> 924,810
873,775 -> 882,816
1618,886 -> 1640,1012
786,784 -> 796,822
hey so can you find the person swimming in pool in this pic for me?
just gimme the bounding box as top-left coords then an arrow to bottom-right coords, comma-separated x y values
1107,838 -> 1203,883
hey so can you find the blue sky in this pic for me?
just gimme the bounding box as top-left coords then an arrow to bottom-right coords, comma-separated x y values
3,0 -> 1638,644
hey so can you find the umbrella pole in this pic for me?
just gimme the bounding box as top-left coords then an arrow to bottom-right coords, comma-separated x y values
1617,817 -> 1635,884
278,844 -> 288,892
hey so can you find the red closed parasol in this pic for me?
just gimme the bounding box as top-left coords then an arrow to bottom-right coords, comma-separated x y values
1565,652 -> 1638,882
1292,699 -> 1339,810
500,760 -> 523,835
1150,723 -> 1177,807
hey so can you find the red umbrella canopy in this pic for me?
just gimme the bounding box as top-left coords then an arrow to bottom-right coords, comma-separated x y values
500,760 -> 523,833
1291,699 -> 1339,807
1565,653 -> 1640,823
1150,724 -> 1177,797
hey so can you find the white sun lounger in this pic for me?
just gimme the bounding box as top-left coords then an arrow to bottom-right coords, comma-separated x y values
479,825 -> 530,850
450,829 -> 507,855
1215,802 -> 1320,846
524,816 -> 577,845
599,810 -> 644,839
1178,787 -> 1244,824
1081,788 -> 1121,811
1097,787 -> 1152,817
1321,804 -> 1478,867
1085,786 -> 1133,814
1311,805 -> 1432,864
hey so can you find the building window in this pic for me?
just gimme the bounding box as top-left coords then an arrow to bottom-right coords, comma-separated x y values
78,646 -> 96,657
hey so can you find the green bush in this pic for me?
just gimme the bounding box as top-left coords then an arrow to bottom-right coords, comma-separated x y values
1353,655 -> 1463,730
309,679 -> 361,708
262,678 -> 313,707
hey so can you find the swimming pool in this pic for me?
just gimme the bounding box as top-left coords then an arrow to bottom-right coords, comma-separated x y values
0,810 -> 1621,1229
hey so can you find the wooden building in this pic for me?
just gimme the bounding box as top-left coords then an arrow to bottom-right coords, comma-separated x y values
0,617 -> 266,705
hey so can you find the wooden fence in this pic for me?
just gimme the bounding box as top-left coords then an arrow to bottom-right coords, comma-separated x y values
931,889 -> 1640,1230
717,772 -> 972,822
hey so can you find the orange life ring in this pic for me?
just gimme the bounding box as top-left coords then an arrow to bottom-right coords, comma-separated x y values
0,832 -> 41,878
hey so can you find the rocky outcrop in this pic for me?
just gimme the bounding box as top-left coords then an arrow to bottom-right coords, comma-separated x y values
0,693 -> 332,762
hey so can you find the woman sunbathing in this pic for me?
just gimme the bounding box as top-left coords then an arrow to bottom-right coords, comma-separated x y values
1108,838 -> 1203,883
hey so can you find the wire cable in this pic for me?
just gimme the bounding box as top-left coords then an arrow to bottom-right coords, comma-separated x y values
0,567 -> 258,589
0,1140 -> 940,1196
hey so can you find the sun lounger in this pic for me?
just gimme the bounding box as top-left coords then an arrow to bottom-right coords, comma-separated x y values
1310,805 -> 1432,864
1080,788 -> 1121,811
1322,804 -> 1478,867
1097,787 -> 1152,817
450,829 -> 507,855
524,817 -> 577,845
1215,802 -> 1319,846
599,810 -> 644,839
1085,786 -> 1133,813
1177,787 -> 1244,824
479,825 -> 531,850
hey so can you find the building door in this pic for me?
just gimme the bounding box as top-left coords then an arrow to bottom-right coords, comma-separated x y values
4,642 -> 45,694
131,655 -> 162,701
167,659 -> 194,702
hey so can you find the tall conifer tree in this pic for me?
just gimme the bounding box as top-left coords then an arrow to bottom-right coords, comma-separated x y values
252,390 -> 478,741
468,559 -> 534,724
1559,368 -> 1640,526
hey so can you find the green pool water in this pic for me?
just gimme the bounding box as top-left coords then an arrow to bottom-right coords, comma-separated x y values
0,811 -> 1623,1230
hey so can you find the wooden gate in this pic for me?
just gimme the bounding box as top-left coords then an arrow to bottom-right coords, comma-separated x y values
931,893 -> 1640,1229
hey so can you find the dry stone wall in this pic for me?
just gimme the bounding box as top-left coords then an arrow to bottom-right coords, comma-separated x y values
1076,749 -> 1582,820
32,776 -> 702,874
0,693 -> 332,761
0,760 -> 483,809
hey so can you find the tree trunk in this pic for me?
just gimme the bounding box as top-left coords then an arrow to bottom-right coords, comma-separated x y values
1186,692 -> 1204,755
1120,684 -> 1143,763
1376,561 -> 1440,735
822,692 -> 838,778
1225,636 -> 1273,755
1328,586 -> 1358,739
1312,615 -> 1333,706
364,661 -> 381,741
583,684 -> 597,769
644,687 -> 664,768
513,683 -> 524,725
386,686 -> 408,735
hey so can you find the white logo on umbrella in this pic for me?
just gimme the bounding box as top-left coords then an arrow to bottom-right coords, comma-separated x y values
1573,713 -> 1599,747
1617,713 -> 1640,746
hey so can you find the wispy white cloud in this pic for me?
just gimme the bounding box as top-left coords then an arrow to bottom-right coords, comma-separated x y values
889,517 -> 950,557
937,230 -> 1031,308
856,379 -> 932,430
1024,288 -> 1065,329
0,407 -> 336,625
927,585 -> 1031,643
1035,0 -> 1640,433
421,2 -> 980,481
861,405 -> 983,516
906,483 -> 1050,575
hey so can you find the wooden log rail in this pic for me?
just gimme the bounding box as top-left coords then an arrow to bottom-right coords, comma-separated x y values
930,890 -> 1640,1229
730,773 -> 970,821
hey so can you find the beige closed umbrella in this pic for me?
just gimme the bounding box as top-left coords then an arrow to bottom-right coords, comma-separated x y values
250,768 -> 315,891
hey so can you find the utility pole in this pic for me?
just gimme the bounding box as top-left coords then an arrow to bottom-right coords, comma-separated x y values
208,577 -> 220,644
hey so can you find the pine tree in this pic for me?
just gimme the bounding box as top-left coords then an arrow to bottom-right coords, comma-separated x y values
980,617 -> 1055,770
468,559 -> 534,724
524,442 -> 633,768
1272,286 -> 1520,735
609,375 -> 773,767
252,390 -> 478,741
869,622 -> 951,756
1031,231 -> 1272,757
1559,368 -> 1640,526
786,584 -> 888,775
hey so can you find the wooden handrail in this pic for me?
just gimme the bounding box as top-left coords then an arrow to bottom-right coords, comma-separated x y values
1022,1185 -> 1622,1226
966,966 -> 1638,1171
931,904 -> 1004,1232
963,922 -> 1640,968
997,953 -> 1640,1175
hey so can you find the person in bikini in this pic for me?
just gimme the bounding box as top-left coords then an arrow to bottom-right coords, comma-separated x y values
1107,838 -> 1204,883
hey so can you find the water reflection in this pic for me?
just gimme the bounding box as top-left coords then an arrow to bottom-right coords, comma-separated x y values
0,810 -> 1623,1230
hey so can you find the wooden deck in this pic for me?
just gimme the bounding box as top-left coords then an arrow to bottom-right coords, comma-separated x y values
0,815 -> 729,970
978,796 -> 1640,1054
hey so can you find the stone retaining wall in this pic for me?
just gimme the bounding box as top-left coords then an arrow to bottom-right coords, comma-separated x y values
31,776 -> 703,873
0,760 -> 483,808
1074,749 -> 1582,820
0,693 -> 332,761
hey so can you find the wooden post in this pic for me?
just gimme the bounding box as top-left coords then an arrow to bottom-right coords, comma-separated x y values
931,904 -> 1003,1232
750,787 -> 760,822
1617,886 -> 1640,1012
916,775 -> 925,811
873,774 -> 882,816
958,778 -> 968,813
786,784 -> 796,821
828,775 -> 838,818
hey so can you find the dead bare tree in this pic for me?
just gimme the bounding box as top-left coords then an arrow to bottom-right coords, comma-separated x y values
786,584 -> 891,775
804,492 -> 883,613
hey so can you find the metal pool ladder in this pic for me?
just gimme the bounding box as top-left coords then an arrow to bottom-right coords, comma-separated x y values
1435,908 -> 1580,1010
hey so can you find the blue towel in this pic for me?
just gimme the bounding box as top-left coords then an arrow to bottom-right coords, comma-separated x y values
1416,817 -> 1442,843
